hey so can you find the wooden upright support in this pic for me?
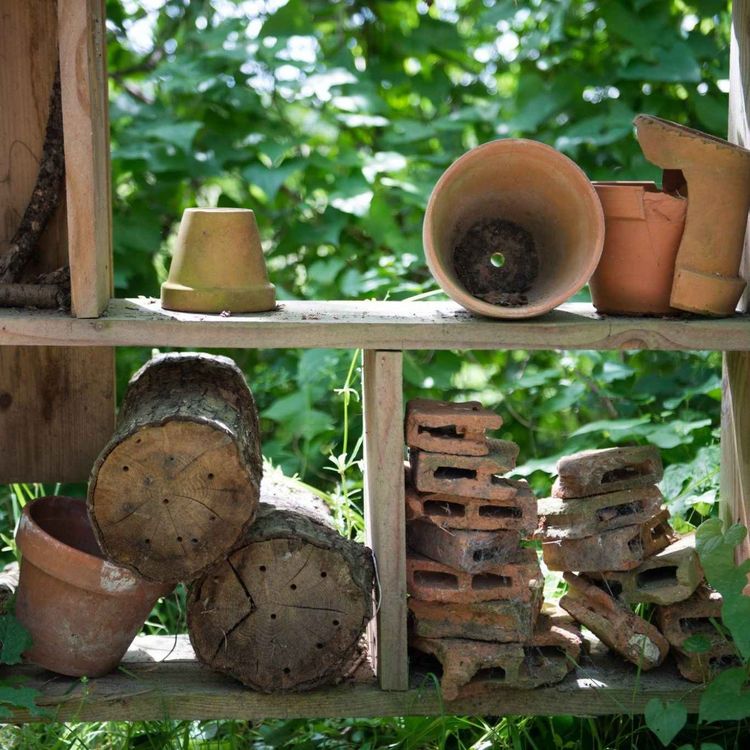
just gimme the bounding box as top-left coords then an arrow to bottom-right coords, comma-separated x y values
362,350 -> 408,690
722,0 -> 750,559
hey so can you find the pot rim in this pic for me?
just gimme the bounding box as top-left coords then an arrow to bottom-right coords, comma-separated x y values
17,496 -> 169,598
423,138 -> 605,319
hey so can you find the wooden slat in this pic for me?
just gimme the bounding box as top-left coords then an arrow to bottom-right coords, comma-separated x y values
1,634 -> 704,722
362,350 -> 408,690
0,0 -> 115,483
722,0 -> 750,559
0,298 -> 748,351
58,0 -> 112,318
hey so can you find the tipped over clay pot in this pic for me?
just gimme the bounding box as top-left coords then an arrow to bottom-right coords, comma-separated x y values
15,496 -> 172,677
161,207 -> 276,314
423,139 -> 604,319
590,181 -> 687,315
635,115 -> 750,316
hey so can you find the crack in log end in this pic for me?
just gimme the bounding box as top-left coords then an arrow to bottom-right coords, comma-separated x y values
211,608 -> 254,661
226,557 -> 257,611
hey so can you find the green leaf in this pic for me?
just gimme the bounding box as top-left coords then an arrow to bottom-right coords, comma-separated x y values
645,698 -> 687,746
140,121 -> 202,153
0,680 -> 46,718
0,616 -> 32,666
699,667 -> 750,723
261,0 -> 314,37
683,634 -> 712,654
569,417 -> 650,437
243,160 -> 302,202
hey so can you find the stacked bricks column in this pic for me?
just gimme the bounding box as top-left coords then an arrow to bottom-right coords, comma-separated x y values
404,399 -> 581,699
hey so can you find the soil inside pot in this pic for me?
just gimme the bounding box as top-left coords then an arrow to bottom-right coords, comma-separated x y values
452,218 -> 539,306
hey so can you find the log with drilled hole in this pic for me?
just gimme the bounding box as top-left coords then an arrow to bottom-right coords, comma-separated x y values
88,352 -> 262,583
187,477 -> 375,692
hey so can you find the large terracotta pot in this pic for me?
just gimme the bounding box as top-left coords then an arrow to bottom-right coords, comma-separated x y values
161,207 -> 276,314
590,181 -> 687,315
423,139 -> 605,319
15,496 -> 171,677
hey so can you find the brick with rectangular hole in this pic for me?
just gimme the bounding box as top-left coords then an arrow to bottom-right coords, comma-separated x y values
410,441 -> 520,498
406,549 -> 542,604
408,594 -> 542,642
405,483 -> 537,534
542,509 -> 673,572
407,519 -> 521,572
588,533 -> 702,606
405,399 -> 502,456
552,446 -> 663,499
656,585 -> 738,682
536,486 -> 665,541
559,572 -> 668,671
411,615 -> 580,701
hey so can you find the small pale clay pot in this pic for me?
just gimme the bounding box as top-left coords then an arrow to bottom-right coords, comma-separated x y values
635,114 -> 750,316
423,139 -> 604,319
590,181 -> 687,315
161,208 -> 276,313
15,496 -> 171,677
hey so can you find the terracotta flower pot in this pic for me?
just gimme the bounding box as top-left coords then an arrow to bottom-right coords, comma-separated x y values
590,181 -> 687,315
15,496 -> 171,677
635,114 -> 750,316
423,139 -> 605,319
161,207 -> 276,314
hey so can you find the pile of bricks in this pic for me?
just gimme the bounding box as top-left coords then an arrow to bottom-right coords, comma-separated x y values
537,446 -> 735,681
404,399 -> 581,700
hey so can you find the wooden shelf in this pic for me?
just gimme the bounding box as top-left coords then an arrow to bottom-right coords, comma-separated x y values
4,635 -> 704,722
2,298 -> 749,351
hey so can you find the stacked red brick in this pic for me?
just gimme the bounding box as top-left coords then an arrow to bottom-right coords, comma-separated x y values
537,446 -> 734,680
404,399 -> 581,700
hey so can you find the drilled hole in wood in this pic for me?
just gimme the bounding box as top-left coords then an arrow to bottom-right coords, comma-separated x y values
207,473 -> 214,480
136,438 -> 142,444
259,565 -> 266,572
144,538 -> 150,545
283,667 -> 291,674
163,498 -> 169,504
191,538 -> 198,544
316,643 -> 323,649
290,584 -> 297,590
122,466 -> 129,472
209,515 -> 216,521
177,536 -> 183,542
320,571 -> 327,578
332,619 -> 340,626
270,613 -> 277,619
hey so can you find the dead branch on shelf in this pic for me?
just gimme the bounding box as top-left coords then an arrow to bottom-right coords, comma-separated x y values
0,66 -> 70,309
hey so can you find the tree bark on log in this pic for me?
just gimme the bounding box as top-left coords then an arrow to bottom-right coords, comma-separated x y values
88,353 -> 262,583
187,476 -> 375,692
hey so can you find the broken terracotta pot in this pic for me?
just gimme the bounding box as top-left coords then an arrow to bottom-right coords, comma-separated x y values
15,496 -> 171,677
161,207 -> 276,313
635,115 -> 750,316
423,139 -> 604,318
590,182 -> 687,315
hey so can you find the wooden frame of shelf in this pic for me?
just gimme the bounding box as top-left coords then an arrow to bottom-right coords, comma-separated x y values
1,0 -> 750,723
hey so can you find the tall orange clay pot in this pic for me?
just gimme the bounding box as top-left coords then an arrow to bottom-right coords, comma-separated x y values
590,182 -> 687,315
423,139 -> 604,319
15,496 -> 171,677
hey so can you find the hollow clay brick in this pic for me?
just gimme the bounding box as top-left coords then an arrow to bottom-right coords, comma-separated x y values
408,594 -> 541,643
552,446 -> 663,499
656,586 -> 739,683
407,520 -> 521,573
410,441 -> 520,498
560,572 -> 669,671
536,486 -> 664,541
410,612 -> 582,700
542,510 -> 673,572
405,482 -> 537,534
588,533 -> 702,606
405,398 -> 502,456
406,548 -> 542,604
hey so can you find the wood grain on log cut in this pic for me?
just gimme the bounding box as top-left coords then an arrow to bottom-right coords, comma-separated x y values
187,477 -> 375,693
88,353 -> 262,583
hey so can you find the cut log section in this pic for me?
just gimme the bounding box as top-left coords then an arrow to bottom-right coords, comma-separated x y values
88,352 -> 262,583
187,477 -> 375,692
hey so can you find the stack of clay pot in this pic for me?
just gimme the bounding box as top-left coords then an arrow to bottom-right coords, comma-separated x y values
537,445 -> 735,681
404,398 -> 581,700
591,114 -> 750,317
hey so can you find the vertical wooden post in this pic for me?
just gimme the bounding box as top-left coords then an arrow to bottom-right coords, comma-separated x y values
362,349 -> 408,690
721,0 -> 750,559
58,0 -> 113,317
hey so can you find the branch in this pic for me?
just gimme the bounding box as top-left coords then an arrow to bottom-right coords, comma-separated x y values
0,67 -> 65,283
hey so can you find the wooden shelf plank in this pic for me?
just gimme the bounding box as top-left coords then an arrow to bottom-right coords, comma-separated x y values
0,298 -> 749,351
2,635 -> 703,722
